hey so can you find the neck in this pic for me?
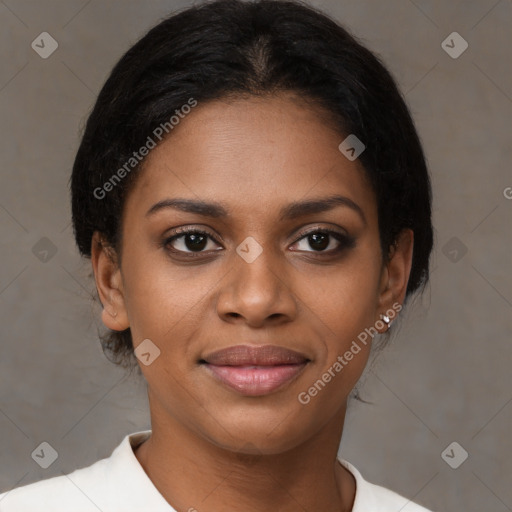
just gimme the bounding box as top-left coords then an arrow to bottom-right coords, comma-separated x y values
134,393 -> 356,512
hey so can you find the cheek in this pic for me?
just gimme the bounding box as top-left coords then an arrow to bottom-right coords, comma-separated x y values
120,249 -> 209,347
303,245 -> 381,329
298,245 -> 381,376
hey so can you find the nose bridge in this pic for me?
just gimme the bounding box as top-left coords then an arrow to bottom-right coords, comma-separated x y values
234,237 -> 282,301
217,236 -> 296,325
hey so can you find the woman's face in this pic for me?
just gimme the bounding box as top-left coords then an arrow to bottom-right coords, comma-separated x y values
94,93 -> 412,454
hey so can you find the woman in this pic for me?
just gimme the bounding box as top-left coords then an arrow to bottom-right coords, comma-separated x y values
0,0 -> 435,510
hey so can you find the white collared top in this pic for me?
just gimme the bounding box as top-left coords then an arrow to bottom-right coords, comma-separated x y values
0,430 -> 434,512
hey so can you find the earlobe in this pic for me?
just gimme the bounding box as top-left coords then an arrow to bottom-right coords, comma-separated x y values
90,231 -> 130,331
376,228 -> 414,327
100,307 -> 128,332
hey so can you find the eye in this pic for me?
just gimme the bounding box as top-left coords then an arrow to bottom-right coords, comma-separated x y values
164,228 -> 222,256
163,226 -> 355,258
291,228 -> 355,254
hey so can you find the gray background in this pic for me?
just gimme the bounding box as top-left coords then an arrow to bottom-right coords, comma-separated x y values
0,1 -> 511,511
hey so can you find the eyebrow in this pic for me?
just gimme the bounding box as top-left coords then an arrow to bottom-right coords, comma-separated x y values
146,194 -> 366,225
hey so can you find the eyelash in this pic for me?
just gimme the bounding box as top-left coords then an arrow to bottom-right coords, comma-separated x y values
162,226 -> 356,259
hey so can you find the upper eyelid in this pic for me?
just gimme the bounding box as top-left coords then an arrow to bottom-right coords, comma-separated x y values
166,224 -> 346,237
167,225 -> 221,239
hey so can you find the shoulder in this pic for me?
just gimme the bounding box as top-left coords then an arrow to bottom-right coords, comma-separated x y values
0,430 -> 155,512
338,458 -> 435,512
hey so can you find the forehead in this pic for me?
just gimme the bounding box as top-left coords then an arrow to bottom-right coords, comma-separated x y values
124,94 -> 377,223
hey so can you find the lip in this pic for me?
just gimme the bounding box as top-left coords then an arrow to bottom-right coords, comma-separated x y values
200,345 -> 309,396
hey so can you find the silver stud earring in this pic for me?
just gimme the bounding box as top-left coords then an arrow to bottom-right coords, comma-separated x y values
381,314 -> 392,330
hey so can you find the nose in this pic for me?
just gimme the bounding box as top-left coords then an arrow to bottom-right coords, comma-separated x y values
216,246 -> 298,328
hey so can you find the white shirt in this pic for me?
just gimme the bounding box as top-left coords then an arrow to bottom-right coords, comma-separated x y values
0,430 -> 433,511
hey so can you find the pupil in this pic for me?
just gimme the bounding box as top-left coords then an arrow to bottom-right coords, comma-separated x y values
185,234 -> 207,251
309,233 -> 328,251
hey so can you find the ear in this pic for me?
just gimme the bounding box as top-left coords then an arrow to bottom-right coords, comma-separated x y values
375,228 -> 414,330
90,231 -> 130,332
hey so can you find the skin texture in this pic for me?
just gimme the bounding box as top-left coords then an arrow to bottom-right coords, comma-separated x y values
91,93 -> 413,512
